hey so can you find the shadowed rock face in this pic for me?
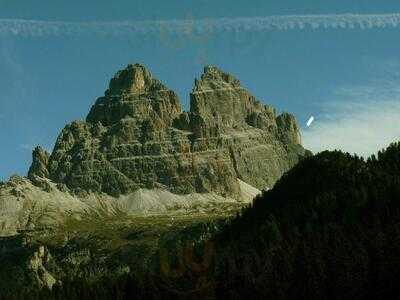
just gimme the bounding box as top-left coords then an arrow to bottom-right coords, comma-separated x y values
29,64 -> 309,197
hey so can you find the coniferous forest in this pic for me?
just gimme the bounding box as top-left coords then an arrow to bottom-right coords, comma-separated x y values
215,142 -> 400,299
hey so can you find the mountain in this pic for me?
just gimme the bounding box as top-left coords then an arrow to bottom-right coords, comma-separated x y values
0,63 -> 310,298
28,63 -> 308,197
3,62 -> 399,299
0,63 -> 308,236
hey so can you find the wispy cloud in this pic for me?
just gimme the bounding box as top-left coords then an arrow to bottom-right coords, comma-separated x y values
1,13 -> 400,38
302,80 -> 400,157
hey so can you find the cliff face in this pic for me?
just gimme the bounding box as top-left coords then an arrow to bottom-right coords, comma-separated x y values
29,63 -> 308,197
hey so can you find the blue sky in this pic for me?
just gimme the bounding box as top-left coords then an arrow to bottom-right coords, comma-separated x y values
1,1 -> 400,180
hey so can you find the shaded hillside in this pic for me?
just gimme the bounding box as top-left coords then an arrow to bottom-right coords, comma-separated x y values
215,142 -> 400,299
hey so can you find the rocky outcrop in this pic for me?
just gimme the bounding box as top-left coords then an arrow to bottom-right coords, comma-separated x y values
27,245 -> 57,290
0,176 -> 86,236
28,146 -> 50,180
30,63 -> 308,197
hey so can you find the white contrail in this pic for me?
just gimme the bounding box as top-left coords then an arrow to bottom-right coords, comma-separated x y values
1,13 -> 400,38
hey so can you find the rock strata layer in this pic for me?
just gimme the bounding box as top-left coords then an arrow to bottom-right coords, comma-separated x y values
29,63 -> 309,197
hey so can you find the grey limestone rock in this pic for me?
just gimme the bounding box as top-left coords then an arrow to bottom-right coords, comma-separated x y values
29,63 -> 309,197
28,147 -> 50,180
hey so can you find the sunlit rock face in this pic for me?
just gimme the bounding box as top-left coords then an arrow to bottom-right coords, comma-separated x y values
29,64 -> 308,197
86,63 -> 181,128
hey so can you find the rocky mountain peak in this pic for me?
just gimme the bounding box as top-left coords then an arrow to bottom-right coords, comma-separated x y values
193,65 -> 241,92
189,65 -> 301,143
86,63 -> 181,127
28,63 -> 308,197
106,63 -> 166,96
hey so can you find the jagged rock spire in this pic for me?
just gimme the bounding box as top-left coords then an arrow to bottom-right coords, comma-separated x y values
28,146 -> 50,180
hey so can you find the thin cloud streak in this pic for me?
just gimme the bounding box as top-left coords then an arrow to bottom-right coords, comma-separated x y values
1,13 -> 400,38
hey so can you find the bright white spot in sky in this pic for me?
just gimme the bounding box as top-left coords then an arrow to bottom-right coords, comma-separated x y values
306,116 -> 314,127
